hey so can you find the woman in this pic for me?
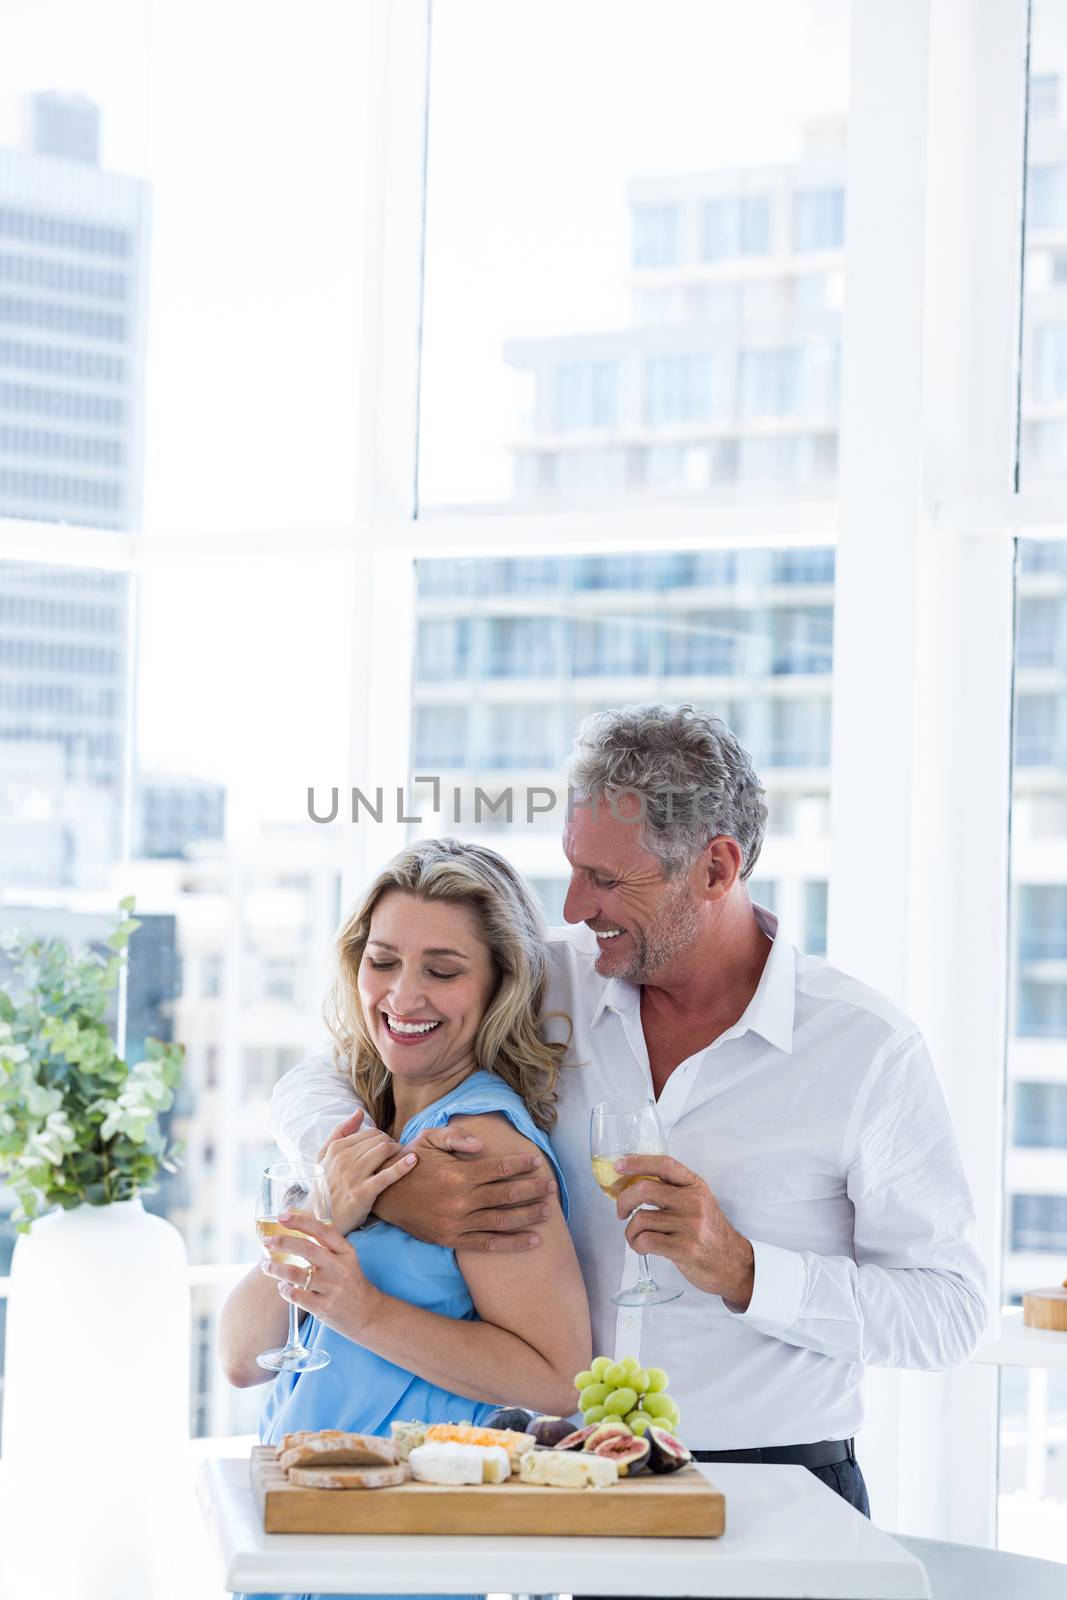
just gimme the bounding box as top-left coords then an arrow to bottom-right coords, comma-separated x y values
219,838 -> 591,1600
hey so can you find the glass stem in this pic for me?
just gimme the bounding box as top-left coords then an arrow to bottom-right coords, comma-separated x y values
287,1295 -> 301,1351
636,1252 -> 656,1290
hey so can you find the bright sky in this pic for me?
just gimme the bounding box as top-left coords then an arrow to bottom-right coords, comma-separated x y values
1,0 -> 849,834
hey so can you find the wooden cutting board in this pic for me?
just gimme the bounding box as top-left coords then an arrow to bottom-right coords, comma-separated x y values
252,1446 -> 725,1538
1023,1285 -> 1067,1331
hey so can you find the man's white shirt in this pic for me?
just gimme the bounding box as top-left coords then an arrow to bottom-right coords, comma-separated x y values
269,907 -> 987,1450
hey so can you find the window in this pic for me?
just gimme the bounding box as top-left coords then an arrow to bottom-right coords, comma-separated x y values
632,205 -> 679,268
418,0 -> 849,510
199,953 -> 223,1000
415,618 -> 470,681
805,880 -> 828,956
1013,693 -> 1065,767
793,187 -> 845,251
1011,1194 -> 1067,1254
739,347 -> 802,419
414,704 -> 468,769
1018,885 -> 1067,962
1027,165 -> 1067,231
486,616 -> 559,678
482,704 -> 557,769
664,611 -> 740,677
1013,1083 -> 1067,1149
701,195 -> 771,260
555,362 -> 619,430
644,354 -> 716,425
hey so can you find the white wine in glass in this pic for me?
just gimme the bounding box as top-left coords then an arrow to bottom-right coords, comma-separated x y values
256,1161 -> 333,1373
590,1099 -> 683,1308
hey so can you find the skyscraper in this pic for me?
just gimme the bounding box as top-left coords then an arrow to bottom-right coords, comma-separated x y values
0,91 -> 150,888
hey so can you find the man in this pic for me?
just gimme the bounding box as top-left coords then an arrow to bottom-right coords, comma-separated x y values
270,703 -> 987,1515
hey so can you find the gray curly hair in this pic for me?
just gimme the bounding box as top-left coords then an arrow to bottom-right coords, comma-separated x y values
565,703 -> 768,881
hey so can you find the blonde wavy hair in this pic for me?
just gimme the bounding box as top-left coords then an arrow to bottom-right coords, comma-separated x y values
325,837 -> 568,1133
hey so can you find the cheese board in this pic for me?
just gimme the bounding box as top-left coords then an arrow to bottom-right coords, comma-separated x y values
251,1445 -> 726,1538
1023,1284 -> 1067,1331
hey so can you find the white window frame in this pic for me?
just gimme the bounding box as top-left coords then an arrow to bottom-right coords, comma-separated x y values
0,0 -> 1054,1546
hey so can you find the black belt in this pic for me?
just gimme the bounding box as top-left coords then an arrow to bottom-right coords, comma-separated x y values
693,1437 -> 856,1468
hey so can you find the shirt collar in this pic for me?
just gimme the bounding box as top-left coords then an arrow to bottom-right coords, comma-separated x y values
590,902 -> 796,1056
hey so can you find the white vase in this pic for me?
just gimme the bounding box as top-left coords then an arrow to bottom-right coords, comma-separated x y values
1,1198 -> 190,1600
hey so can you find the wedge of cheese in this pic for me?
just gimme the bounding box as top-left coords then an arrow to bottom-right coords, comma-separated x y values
286,1463 -> 409,1490
407,1441 -> 511,1485
278,1431 -> 398,1472
519,1449 -> 618,1489
424,1423 -> 534,1471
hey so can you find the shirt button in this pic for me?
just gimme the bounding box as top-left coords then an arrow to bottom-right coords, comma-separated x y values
623,1315 -> 636,1329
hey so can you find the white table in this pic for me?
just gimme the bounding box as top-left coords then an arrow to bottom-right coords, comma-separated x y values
894,1535 -> 1067,1600
196,1456 -> 931,1597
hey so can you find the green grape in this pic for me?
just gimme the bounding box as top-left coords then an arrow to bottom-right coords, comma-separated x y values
604,1386 -> 638,1415
641,1393 -> 676,1419
644,1367 -> 669,1393
625,1410 -> 651,1436
590,1356 -> 613,1380
574,1369 -> 595,1391
629,1368 -> 650,1393
577,1382 -> 610,1408
582,1403 -> 608,1424
604,1362 -> 629,1387
620,1356 -> 641,1374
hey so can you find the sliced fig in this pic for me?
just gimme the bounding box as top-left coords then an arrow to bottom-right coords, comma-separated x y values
484,1406 -> 535,1432
593,1434 -> 651,1476
555,1423 -> 601,1451
582,1420 -> 632,1452
646,1425 -> 692,1474
526,1415 -> 575,1448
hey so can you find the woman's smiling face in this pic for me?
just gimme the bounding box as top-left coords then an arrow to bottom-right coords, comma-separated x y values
357,891 -> 498,1095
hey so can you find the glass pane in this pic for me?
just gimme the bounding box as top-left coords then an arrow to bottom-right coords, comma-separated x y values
411,546 -> 834,944
134,548 -> 352,1438
419,0 -> 850,512
1000,536 -> 1067,1560
1019,1 -> 1067,489
0,1 -> 366,537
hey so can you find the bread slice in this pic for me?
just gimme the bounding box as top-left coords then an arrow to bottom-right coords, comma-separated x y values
280,1430 -> 318,1453
279,1431 -> 398,1471
286,1462 -> 409,1490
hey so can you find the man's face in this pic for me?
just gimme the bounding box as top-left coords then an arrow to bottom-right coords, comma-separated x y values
561,797 -> 701,981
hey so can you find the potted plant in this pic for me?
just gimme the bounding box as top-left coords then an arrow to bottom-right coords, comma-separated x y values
0,898 -> 192,1600
0,896 -> 184,1224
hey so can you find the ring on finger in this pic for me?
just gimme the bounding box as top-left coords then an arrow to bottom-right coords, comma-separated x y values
302,1264 -> 314,1292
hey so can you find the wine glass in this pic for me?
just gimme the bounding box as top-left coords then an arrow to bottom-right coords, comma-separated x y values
255,1161 -> 333,1373
590,1099 -> 683,1308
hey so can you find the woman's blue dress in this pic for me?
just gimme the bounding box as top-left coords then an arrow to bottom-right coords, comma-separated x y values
244,1069 -> 570,1600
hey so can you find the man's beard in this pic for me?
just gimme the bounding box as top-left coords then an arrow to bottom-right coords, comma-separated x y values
599,879 -> 702,982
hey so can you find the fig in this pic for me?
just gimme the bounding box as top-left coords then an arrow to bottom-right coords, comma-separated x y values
484,1406 -> 535,1432
526,1415 -> 575,1448
555,1424 -> 602,1451
593,1434 -> 651,1476
646,1425 -> 692,1474
582,1420 -> 632,1452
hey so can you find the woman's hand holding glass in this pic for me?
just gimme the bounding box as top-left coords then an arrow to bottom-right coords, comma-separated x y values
260,1210 -> 385,1340
316,1108 -> 419,1234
